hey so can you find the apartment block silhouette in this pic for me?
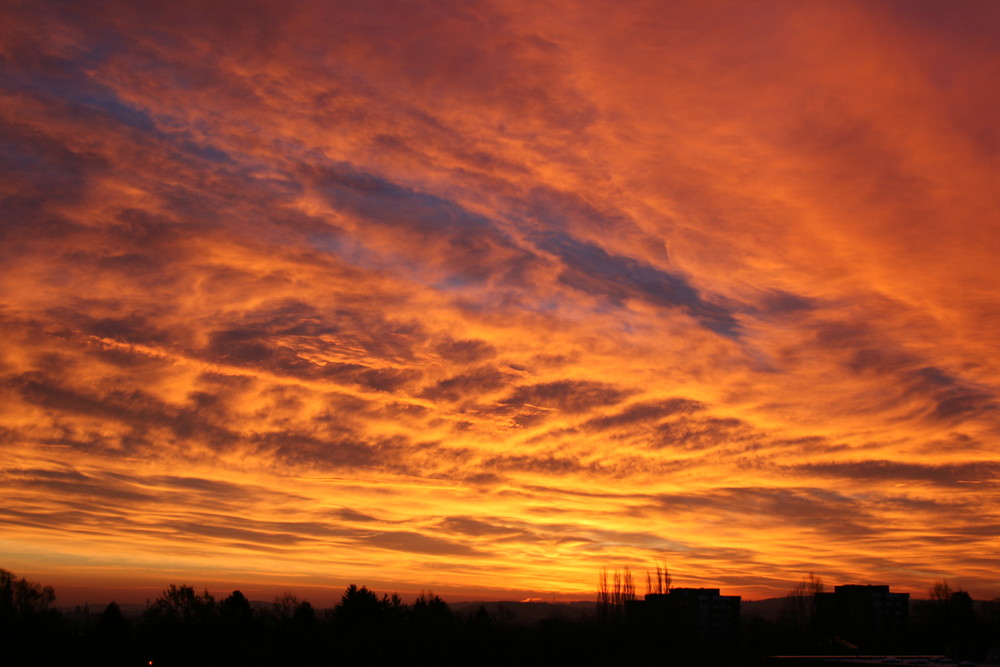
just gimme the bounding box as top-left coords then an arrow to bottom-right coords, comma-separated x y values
815,584 -> 909,651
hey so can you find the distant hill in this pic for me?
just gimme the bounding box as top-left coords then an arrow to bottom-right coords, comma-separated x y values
742,596 -> 792,621
450,600 -> 597,624
60,602 -> 148,619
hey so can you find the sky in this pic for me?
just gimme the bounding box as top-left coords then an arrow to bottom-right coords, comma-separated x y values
2,0 -> 999,607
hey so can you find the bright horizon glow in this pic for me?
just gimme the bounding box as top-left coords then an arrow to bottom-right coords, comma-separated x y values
2,0 -> 999,607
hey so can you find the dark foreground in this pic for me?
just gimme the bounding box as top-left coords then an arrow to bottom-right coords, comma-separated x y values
4,571 -> 999,666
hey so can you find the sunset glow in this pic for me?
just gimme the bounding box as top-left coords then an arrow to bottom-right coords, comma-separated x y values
2,0 -> 999,605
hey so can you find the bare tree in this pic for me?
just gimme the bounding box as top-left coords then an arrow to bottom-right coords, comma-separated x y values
598,566 -> 636,623
614,569 -> 622,609
145,584 -> 215,623
646,562 -> 671,596
621,568 -> 635,607
598,567 -> 611,622
273,591 -> 299,619
782,572 -> 825,647
930,580 -> 953,602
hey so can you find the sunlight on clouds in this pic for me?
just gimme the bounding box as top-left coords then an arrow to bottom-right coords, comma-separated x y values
1,0 -> 998,603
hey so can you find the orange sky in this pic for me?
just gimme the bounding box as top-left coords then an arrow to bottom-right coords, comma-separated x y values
2,0 -> 999,606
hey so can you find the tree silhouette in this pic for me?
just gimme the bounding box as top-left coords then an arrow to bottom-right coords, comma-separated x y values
0,567 -> 56,618
781,572 -> 825,650
334,583 -> 383,632
219,589 -> 253,621
293,599 -> 316,625
96,601 -> 130,635
646,562 -> 671,595
145,583 -> 216,623
142,584 -> 219,666
333,584 -> 397,661
0,569 -> 67,665
273,591 -> 300,620
920,581 -> 976,657
92,601 -> 136,666
215,590 -> 257,666
412,591 -> 452,625
597,566 -> 636,624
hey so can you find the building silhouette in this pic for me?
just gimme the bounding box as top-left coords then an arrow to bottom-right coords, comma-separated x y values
641,587 -> 740,647
815,584 -> 909,652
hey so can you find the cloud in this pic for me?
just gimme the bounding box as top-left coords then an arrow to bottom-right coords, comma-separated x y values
419,366 -> 514,403
1,0 -> 999,602
904,366 -> 998,423
330,507 -> 380,523
307,163 -> 538,286
358,531 -> 479,558
793,460 -> 1000,487
438,516 -> 526,538
652,486 -> 878,536
499,380 -> 633,415
581,398 -> 705,432
536,233 -> 740,336
654,416 -> 754,451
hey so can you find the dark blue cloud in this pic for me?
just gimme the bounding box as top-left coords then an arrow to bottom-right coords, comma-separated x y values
536,233 -> 740,336
905,366 -> 998,422
308,163 -> 536,284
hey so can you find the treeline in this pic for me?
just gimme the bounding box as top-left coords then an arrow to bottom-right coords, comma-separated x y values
134,583 -> 467,666
2,568 -> 676,666
0,568 -> 60,654
908,582 -> 998,658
